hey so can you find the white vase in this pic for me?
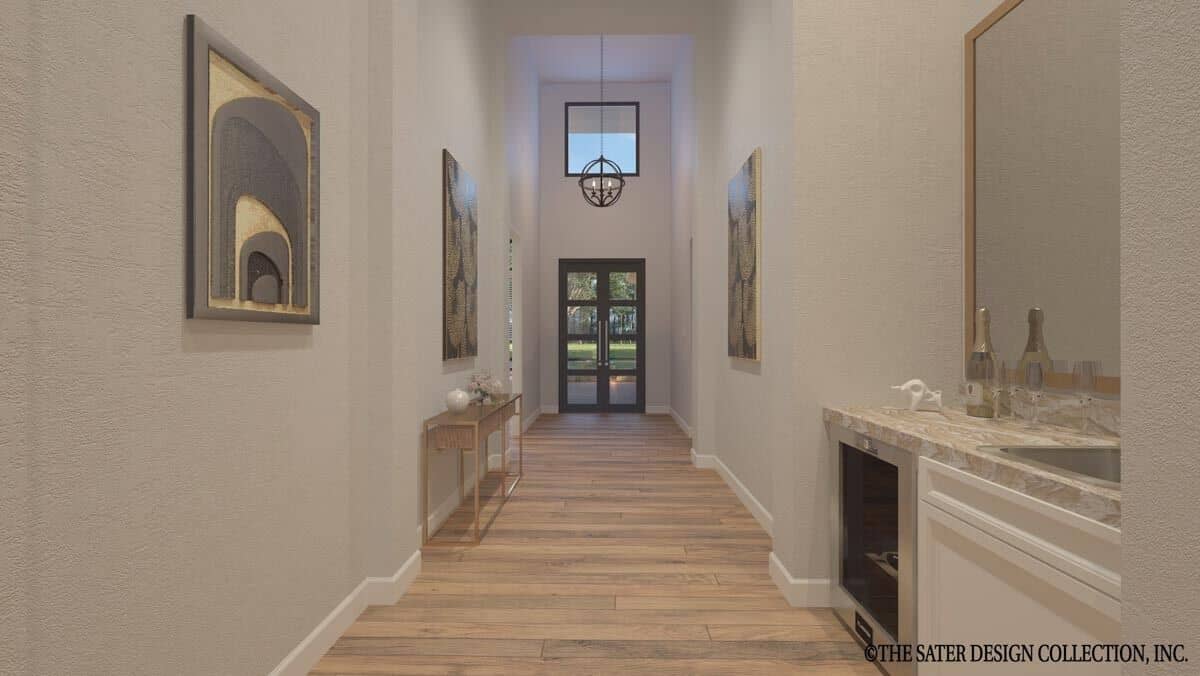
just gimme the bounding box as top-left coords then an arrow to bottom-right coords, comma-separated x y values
446,388 -> 471,413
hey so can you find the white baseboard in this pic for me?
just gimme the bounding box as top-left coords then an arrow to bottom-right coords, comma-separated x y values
521,408 -> 540,432
488,448 -> 519,471
669,407 -> 693,438
363,550 -> 423,606
269,549 -> 421,676
541,404 -> 558,415
646,405 -> 670,415
690,448 -> 773,537
769,551 -> 839,608
417,480 -> 470,543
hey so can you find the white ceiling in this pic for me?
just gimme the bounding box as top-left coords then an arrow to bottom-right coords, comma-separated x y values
518,35 -> 692,83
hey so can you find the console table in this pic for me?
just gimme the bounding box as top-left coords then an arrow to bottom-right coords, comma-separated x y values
421,394 -> 523,544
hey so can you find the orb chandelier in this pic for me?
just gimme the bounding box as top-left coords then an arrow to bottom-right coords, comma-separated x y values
579,34 -> 626,208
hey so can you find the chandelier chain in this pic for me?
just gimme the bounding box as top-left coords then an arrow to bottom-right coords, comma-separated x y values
600,34 -> 605,158
578,33 -> 624,208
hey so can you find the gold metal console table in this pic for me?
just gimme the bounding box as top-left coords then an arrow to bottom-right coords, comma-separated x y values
421,394 -> 523,544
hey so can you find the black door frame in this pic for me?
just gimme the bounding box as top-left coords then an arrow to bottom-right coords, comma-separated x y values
558,258 -> 647,413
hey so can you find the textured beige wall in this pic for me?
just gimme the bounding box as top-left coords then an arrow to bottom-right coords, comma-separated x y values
1120,1 -> 1200,672
505,38 -> 543,419
669,39 -> 697,430
0,0 -> 498,673
769,0 -> 994,576
975,0 -> 1120,372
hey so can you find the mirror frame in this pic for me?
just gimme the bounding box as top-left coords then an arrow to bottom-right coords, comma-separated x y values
964,0 -> 1120,395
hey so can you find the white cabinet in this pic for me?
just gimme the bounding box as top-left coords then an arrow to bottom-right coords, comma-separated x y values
917,458 -> 1121,675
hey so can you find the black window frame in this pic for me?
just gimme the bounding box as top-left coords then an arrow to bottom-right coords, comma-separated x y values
564,101 -> 641,178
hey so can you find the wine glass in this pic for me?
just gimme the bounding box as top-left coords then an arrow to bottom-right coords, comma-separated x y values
1072,360 -> 1100,433
1024,362 -> 1045,427
1007,365 -> 1023,419
989,359 -> 1008,421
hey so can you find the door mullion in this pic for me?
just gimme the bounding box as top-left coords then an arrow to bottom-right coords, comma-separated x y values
597,263 -> 609,410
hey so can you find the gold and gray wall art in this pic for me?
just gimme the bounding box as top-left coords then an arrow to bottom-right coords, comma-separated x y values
443,149 -> 478,360
728,147 -> 762,361
187,16 -> 320,323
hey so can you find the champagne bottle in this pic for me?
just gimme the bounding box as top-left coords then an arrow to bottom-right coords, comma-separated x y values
966,307 -> 997,418
1016,307 -> 1052,378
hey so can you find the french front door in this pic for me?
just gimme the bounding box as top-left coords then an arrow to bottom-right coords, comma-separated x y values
559,259 -> 646,413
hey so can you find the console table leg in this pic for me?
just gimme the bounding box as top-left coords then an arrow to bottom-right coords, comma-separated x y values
474,433 -> 482,543
421,438 -> 429,546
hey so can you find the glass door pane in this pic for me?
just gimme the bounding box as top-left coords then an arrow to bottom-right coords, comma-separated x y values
567,272 -> 597,300
606,301 -> 639,410
609,271 -> 638,300
607,307 -> 638,370
609,376 -> 637,405
567,375 -> 599,406
565,300 -> 600,407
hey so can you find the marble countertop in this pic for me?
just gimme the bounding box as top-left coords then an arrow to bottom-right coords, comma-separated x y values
823,406 -> 1122,528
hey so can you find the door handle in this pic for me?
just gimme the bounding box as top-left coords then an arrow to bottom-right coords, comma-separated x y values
599,320 -> 607,367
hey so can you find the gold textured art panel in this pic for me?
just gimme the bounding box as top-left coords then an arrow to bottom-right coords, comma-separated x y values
443,150 -> 479,360
728,148 -> 762,361
187,16 -> 321,323
207,50 -> 314,316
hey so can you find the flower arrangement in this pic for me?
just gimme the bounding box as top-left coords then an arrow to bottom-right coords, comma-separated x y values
468,370 -> 507,404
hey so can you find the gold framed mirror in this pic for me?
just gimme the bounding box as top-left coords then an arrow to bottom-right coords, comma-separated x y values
964,0 -> 1120,395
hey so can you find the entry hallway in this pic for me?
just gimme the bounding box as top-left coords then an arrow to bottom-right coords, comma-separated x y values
312,414 -> 870,675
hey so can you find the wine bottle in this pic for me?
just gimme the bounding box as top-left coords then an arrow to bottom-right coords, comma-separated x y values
1016,307 -> 1052,378
966,307 -> 997,418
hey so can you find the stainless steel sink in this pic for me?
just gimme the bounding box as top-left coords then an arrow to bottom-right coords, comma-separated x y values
979,446 -> 1121,486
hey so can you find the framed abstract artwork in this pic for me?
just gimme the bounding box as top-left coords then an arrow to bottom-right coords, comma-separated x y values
443,149 -> 479,360
728,147 -> 761,361
187,15 -> 320,323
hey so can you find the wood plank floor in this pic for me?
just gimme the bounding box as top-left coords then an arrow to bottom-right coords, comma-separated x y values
312,413 -> 870,675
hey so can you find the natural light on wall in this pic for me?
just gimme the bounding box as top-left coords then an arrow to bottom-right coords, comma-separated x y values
566,102 -> 639,175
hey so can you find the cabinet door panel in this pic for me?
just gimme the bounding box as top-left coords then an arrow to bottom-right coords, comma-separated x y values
918,500 -> 1120,676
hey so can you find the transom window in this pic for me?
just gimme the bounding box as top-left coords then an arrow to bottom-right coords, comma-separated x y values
565,102 -> 640,176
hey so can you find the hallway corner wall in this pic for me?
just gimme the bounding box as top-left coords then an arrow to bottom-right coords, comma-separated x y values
694,0 -> 795,546
505,36 -> 543,422
1120,1 -> 1200,668
669,38 -> 697,433
775,0 -> 995,583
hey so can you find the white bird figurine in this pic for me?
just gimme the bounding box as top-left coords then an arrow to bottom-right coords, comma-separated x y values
892,379 -> 943,412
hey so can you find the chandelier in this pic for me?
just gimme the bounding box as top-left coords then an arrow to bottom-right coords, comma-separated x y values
579,35 -> 626,208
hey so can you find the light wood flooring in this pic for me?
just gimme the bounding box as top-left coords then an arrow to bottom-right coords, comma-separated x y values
312,413 -> 870,675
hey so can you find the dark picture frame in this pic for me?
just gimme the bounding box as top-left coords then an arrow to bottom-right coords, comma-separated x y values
187,15 -> 321,324
564,101 -> 641,177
